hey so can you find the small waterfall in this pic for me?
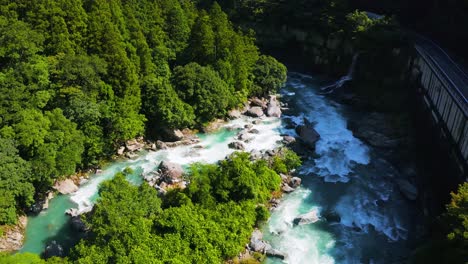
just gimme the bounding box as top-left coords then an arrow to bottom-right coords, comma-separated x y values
321,53 -> 359,94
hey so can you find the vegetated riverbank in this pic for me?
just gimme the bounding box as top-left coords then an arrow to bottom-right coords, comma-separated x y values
9,94 -> 296,259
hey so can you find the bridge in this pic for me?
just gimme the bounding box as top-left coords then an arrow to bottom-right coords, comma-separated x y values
411,35 -> 468,178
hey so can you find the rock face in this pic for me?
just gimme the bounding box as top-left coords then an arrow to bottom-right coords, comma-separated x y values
396,179 -> 418,201
0,216 -> 27,252
156,140 -> 168,150
53,179 -> 79,195
293,208 -> 320,225
267,96 -> 282,118
281,183 -> 295,193
246,106 -> 265,117
228,141 -> 245,150
44,241 -> 64,258
348,112 -> 403,148
296,124 -> 320,148
158,161 -> 184,184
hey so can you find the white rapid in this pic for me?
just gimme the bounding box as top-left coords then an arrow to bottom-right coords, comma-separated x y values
263,73 -> 415,264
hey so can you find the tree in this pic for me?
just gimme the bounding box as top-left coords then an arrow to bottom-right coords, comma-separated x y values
0,138 -> 34,224
252,55 -> 287,96
172,62 -> 234,124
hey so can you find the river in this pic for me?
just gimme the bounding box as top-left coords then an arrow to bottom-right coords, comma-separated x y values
20,72 -> 420,263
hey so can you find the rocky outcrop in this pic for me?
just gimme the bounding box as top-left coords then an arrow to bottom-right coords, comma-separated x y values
156,140 -> 168,150
290,177 -> 302,188
158,161 -> 184,184
396,179 -> 418,201
281,183 -> 295,193
53,179 -> 79,195
0,216 -> 27,252
246,106 -> 265,117
43,241 -> 64,258
117,146 -> 125,155
42,192 -> 54,210
163,128 -> 185,142
293,208 -> 320,225
267,96 -> 282,118
228,141 -> 245,150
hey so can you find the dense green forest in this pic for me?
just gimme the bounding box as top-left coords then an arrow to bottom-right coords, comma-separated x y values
0,151 -> 301,263
0,0 -> 286,227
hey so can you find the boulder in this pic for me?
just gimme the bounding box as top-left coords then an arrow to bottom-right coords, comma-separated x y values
156,140 -> 168,150
125,139 -> 145,152
149,143 -> 157,151
244,124 -> 253,130
296,124 -> 320,148
282,136 -> 296,144
163,128 -> 185,142
43,192 -> 54,210
53,179 -> 79,195
290,177 -> 302,188
293,208 -> 320,225
228,141 -> 245,150
281,184 -> 295,193
249,229 -> 271,253
266,249 -> 287,260
267,96 -> 282,117
117,146 -> 125,155
252,120 -> 262,125
249,129 -> 260,134
228,109 -> 242,119
238,132 -> 251,141
43,241 -> 64,258
250,98 -> 267,109
125,152 -> 138,159
246,106 -> 264,117
396,179 -> 418,201
158,161 -> 184,184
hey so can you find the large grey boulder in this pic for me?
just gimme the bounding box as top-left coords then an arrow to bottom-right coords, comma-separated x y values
396,179 -> 418,201
53,179 -> 78,195
267,96 -> 282,118
293,208 -> 320,225
159,161 -> 184,184
228,141 -> 245,150
163,128 -> 185,142
290,177 -> 302,188
282,136 -> 296,145
246,106 -> 265,117
249,229 -> 271,253
296,124 -> 320,148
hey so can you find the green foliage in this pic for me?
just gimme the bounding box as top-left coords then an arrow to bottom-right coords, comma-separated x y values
172,62 -> 234,124
71,150 -> 300,263
446,183 -> 468,244
0,0 -> 287,229
252,55 -> 287,96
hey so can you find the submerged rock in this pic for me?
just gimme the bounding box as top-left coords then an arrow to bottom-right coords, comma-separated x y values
53,179 -> 79,195
293,208 -> 320,225
71,216 -> 88,232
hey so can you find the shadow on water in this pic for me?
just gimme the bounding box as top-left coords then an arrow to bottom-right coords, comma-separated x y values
40,216 -> 87,258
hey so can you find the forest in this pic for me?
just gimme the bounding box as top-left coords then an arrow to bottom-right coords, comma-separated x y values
0,0 -> 286,228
